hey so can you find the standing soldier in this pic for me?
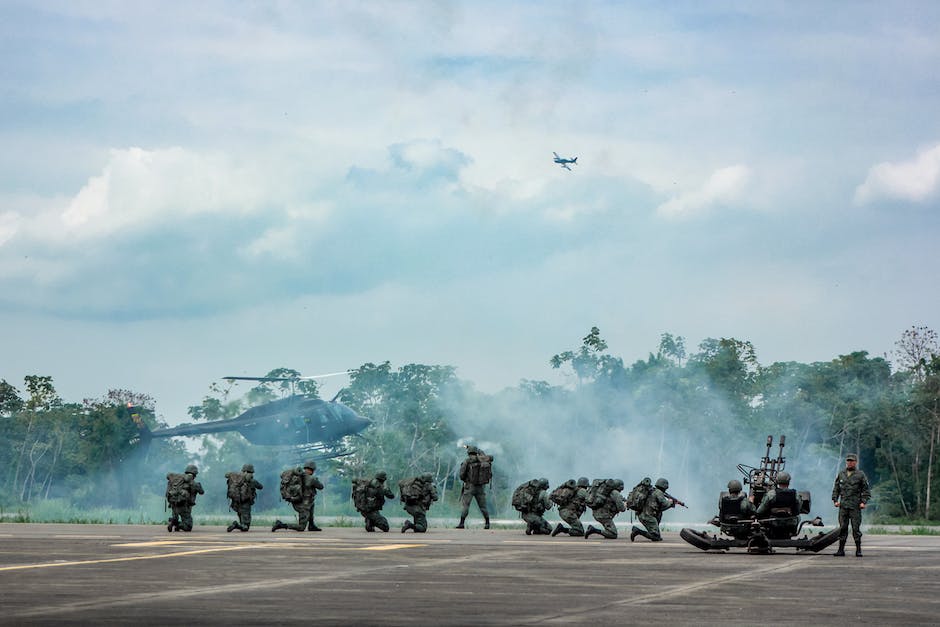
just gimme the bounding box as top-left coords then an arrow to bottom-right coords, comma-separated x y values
832,453 -> 871,557
272,460 -> 324,532
630,477 -> 677,542
512,478 -> 553,535
456,445 -> 493,529
166,464 -> 204,532
584,479 -> 627,539
352,471 -> 395,532
550,477 -> 590,537
400,473 -> 439,533
225,464 -> 264,532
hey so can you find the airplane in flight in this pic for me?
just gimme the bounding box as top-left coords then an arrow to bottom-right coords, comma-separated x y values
553,152 -> 578,171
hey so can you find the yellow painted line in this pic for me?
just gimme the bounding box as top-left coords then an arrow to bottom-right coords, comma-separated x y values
112,541 -> 190,547
357,544 -> 426,551
0,544 -> 265,572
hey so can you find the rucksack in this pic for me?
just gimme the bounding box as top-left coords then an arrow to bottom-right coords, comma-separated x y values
587,479 -> 615,509
166,472 -> 193,506
226,471 -> 254,503
398,477 -> 423,502
466,453 -> 493,486
351,478 -> 372,511
625,477 -> 653,513
550,481 -> 577,507
280,468 -> 304,503
511,482 -> 538,512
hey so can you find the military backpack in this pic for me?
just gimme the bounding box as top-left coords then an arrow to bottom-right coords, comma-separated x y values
511,482 -> 538,512
625,477 -> 653,513
550,481 -> 578,508
166,472 -> 193,506
226,471 -> 254,503
280,468 -> 304,503
465,453 -> 493,486
398,477 -> 423,502
351,478 -> 374,512
587,478 -> 615,509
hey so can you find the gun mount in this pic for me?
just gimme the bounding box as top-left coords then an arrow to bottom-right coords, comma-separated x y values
680,435 -> 840,554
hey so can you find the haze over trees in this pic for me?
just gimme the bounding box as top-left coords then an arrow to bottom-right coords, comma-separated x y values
1,326 -> 939,523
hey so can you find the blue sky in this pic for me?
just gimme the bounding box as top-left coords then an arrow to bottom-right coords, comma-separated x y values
1,2 -> 939,422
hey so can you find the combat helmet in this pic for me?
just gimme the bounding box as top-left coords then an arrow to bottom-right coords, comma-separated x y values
655,477 -> 669,491
185,464 -> 198,476
612,479 -> 625,491
538,477 -> 549,490
242,463 -> 255,473
577,477 -> 590,488
727,479 -> 743,493
776,471 -> 791,486
420,472 -> 433,482
303,460 -> 317,471
375,471 -> 388,481
466,445 -> 479,455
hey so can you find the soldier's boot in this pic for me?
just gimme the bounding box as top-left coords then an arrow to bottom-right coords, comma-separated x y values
226,521 -> 237,533
271,520 -> 285,532
631,526 -> 651,541
167,518 -> 176,533
484,516 -> 490,530
365,519 -> 375,532
525,522 -> 533,536
834,537 -> 846,556
584,525 -> 599,539
401,520 -> 414,533
378,521 -> 390,532
456,516 -> 466,529
855,539 -> 863,557
308,523 -> 322,532
551,523 -> 567,537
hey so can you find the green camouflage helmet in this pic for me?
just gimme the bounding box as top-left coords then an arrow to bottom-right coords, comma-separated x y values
538,477 -> 549,490
185,464 -> 198,476
375,471 -> 387,481
612,479 -> 624,491
776,471 -> 791,486
577,477 -> 590,488
727,479 -> 743,493
242,464 -> 255,473
466,445 -> 479,455
420,473 -> 433,482
655,477 -> 669,491
303,460 -> 317,471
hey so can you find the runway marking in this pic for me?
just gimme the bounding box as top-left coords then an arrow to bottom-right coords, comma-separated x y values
357,544 -> 425,551
0,544 -> 266,572
112,541 -> 190,547
54,535 -> 123,539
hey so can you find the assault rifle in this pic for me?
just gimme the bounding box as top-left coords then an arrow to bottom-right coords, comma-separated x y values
664,492 -> 688,508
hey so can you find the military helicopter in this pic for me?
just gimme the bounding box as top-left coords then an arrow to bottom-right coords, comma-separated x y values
680,435 -> 841,554
132,371 -> 372,460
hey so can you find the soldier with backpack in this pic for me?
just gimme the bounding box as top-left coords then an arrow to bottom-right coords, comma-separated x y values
352,471 -> 395,532
456,445 -> 494,529
272,460 -> 324,532
400,473 -> 439,533
166,464 -> 204,532
225,463 -> 264,532
584,478 -> 626,539
512,478 -> 552,535
550,477 -> 590,537
631,477 -> 678,542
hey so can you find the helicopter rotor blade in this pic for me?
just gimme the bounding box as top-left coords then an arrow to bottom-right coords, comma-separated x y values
223,371 -> 352,383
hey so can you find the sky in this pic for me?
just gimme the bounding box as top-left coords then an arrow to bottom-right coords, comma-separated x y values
1,1 -> 939,424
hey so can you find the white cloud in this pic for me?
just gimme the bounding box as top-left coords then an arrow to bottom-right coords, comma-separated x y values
655,165 -> 751,219
854,143 -> 940,205
0,211 -> 19,246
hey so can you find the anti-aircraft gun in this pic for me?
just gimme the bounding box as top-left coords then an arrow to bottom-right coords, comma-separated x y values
680,435 -> 841,554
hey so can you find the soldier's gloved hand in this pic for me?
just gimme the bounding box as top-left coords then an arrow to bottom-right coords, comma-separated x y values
833,501 -> 840,508
859,502 -> 866,509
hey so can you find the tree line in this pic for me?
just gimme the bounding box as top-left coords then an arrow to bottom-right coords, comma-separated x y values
1,325 -> 938,522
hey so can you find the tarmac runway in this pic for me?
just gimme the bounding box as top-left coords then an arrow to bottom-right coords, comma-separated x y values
1,522 -> 938,625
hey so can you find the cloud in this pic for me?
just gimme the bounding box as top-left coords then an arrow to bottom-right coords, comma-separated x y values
655,165 -> 751,219
854,143 -> 940,205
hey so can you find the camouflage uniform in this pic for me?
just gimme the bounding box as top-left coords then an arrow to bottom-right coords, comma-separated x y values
631,478 -> 676,542
167,464 -> 204,532
457,446 -> 493,529
227,464 -> 264,532
551,477 -> 590,537
832,453 -> 871,556
755,475 -> 803,539
273,461 -> 324,532
401,473 -> 439,533
717,480 -> 757,539
517,478 -> 552,535
585,480 -> 626,539
359,472 -> 395,532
